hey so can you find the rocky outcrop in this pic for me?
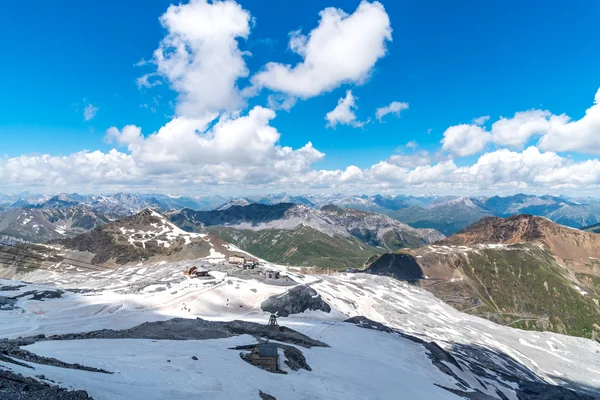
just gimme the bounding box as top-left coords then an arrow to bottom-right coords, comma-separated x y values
261,285 -> 331,317
364,253 -> 424,281
0,369 -> 92,400
259,390 -> 276,400
37,317 -> 328,348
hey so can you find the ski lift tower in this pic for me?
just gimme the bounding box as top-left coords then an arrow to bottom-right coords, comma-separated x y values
268,314 -> 278,329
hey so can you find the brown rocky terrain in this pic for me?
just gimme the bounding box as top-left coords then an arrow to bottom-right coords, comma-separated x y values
365,214 -> 600,339
440,214 -> 600,269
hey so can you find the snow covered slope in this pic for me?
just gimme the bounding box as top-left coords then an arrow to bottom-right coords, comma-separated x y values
1,256 -> 599,399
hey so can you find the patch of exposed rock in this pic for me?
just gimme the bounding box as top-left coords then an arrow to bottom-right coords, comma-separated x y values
0,296 -> 18,310
259,390 -> 276,400
0,340 -> 111,374
39,317 -> 328,348
0,369 -> 92,400
364,253 -> 424,281
261,285 -> 331,317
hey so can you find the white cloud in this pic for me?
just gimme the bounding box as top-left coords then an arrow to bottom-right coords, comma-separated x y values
6,143 -> 600,194
136,73 -> 163,89
325,90 -> 363,128
8,2 -> 600,196
105,106 -> 324,179
472,115 -> 490,125
84,104 -> 99,121
149,0 -> 252,118
490,110 -> 554,148
537,88 -> 600,153
251,1 -> 391,99
375,101 -> 409,121
440,87 -> 600,156
441,124 -> 490,157
340,165 -> 364,182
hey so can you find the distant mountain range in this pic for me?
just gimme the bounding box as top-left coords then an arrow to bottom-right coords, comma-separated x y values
366,214 -> 600,339
0,206 -> 109,242
169,203 -> 444,269
2,192 -> 600,238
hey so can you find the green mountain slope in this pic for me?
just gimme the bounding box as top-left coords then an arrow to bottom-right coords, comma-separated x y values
367,244 -> 600,339
209,225 -> 382,269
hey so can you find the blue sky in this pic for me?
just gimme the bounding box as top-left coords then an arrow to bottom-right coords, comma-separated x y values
1,1 -> 600,195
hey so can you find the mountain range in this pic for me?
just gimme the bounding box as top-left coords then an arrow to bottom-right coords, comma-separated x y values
169,203 -> 443,269
0,206 -> 109,242
3,192 -> 600,236
366,214 -> 600,339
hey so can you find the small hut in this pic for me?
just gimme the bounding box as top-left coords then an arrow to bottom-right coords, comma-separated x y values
229,255 -> 246,265
247,343 -> 279,372
265,270 -> 280,280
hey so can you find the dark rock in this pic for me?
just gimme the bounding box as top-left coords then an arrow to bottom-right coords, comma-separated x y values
261,285 -> 331,317
0,296 -> 18,310
36,317 -> 328,348
282,345 -> 311,371
364,253 -> 424,281
0,369 -> 92,399
0,342 -> 111,374
259,390 -> 277,400
515,381 -> 597,400
191,356 -> 198,360
344,316 -> 395,334
0,285 -> 26,291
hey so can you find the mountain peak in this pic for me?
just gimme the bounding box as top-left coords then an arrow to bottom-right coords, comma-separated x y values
440,213 -> 600,267
442,214 -> 560,245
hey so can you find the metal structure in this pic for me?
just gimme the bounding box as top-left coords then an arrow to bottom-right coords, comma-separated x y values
268,314 -> 278,328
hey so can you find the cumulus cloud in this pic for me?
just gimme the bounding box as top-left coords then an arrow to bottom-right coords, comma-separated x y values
149,0 -> 252,118
441,124 -> 490,157
7,1 -> 600,196
490,110 -> 555,148
83,104 -> 99,121
325,90 -> 364,128
251,1 -> 391,100
537,88 -> 600,153
375,101 -> 408,121
105,106 -> 324,178
441,87 -> 600,157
